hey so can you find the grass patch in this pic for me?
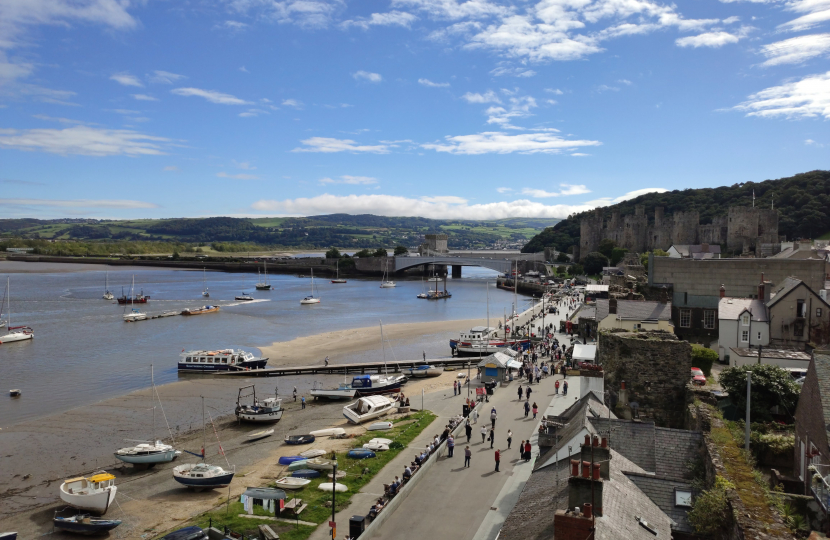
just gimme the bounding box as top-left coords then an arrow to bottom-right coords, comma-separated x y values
187,410 -> 437,540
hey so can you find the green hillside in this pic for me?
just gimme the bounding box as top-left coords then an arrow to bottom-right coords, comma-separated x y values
522,170 -> 830,254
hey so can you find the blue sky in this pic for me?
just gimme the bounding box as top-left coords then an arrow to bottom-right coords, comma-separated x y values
0,0 -> 828,220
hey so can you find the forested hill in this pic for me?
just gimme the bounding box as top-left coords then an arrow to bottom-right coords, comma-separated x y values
522,170 -> 830,254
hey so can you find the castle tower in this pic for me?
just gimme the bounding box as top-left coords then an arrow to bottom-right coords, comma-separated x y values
672,211 -> 700,246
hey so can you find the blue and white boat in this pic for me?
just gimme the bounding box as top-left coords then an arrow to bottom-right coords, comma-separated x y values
116,441 -> 178,465
403,365 -> 444,378
53,514 -> 122,534
173,397 -> 235,490
351,374 -> 406,396
178,349 -> 268,372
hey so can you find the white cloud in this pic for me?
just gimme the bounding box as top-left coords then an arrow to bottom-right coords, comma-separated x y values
390,0 -> 509,21
320,175 -> 378,185
0,198 -> 157,209
239,108 -> 269,117
282,98 -> 303,108
171,87 -> 251,105
15,84 -> 78,106
292,137 -> 390,153
221,20 -> 248,29
585,188 -> 668,206
233,160 -> 257,170
240,66 -> 249,73
545,88 -> 564,95
485,95 -> 538,128
496,187 -> 513,193
342,11 -> 418,29
217,171 -> 259,180
490,65 -> 537,77
0,126 -> 170,156
110,72 -> 143,87
132,93 -> 158,101
32,114 -> 90,125
521,184 -> 592,198
676,31 -> 741,48
805,138 -> 824,146
778,0 -> 830,31
419,78 -> 451,87
462,90 -> 501,103
228,0 -> 346,29
760,34 -> 830,66
732,71 -> 830,119
353,70 -> 383,82
597,84 -> 619,92
422,131 -> 601,154
163,165 -> 179,171
571,152 -> 590,156
149,70 -> 186,84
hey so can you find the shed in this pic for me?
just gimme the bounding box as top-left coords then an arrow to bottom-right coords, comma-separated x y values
572,344 -> 597,363
477,351 -> 517,383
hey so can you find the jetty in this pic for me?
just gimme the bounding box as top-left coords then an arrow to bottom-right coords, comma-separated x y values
215,357 -> 478,377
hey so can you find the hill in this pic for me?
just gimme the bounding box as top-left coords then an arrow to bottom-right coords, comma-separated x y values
522,170 -> 830,254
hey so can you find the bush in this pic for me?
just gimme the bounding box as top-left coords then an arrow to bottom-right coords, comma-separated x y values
556,252 -> 569,263
373,248 -> 388,257
691,345 -> 718,376
568,264 -> 584,276
582,252 -> 608,275
354,249 -> 372,258
394,245 -> 408,256
718,364 -> 800,422
688,476 -> 734,536
325,247 -> 341,259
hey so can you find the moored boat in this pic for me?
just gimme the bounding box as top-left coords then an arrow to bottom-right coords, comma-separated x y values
287,460 -> 309,471
331,260 -> 347,283
53,514 -> 122,534
178,349 -> 268,372
59,472 -> 117,514
235,293 -> 254,301
247,429 -> 274,441
368,421 -> 394,431
300,269 -> 320,304
0,278 -> 33,344
181,305 -> 219,316
299,448 -> 327,458
310,381 -> 357,401
403,365 -> 444,378
317,482 -> 348,492
115,441 -> 178,464
343,395 -> 395,424
305,457 -> 337,471
348,448 -> 377,459
350,374 -> 406,396
278,456 -> 305,465
284,434 -> 315,445
235,385 -> 283,423
172,463 -> 234,490
308,427 -> 346,438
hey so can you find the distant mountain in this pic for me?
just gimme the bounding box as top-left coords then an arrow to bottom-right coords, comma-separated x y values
522,170 -> 830,254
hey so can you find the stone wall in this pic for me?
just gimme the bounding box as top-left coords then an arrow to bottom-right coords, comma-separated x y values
597,330 -> 691,429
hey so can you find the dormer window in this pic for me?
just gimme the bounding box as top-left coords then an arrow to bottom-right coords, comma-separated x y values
741,314 -> 750,326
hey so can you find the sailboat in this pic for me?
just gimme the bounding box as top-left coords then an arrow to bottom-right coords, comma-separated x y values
115,366 -> 180,465
0,282 -> 6,328
331,260 -> 347,284
255,261 -> 272,290
172,397 -> 235,490
103,272 -> 113,300
300,269 -> 321,304
350,321 -> 406,395
201,268 -> 209,298
0,278 -> 33,343
426,274 -> 451,300
123,276 -> 147,322
380,259 -> 396,288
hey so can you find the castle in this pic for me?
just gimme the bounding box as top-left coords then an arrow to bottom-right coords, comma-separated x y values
578,205 -> 779,260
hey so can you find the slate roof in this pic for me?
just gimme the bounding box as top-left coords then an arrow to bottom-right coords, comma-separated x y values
814,354 -> 830,436
590,418 -> 656,473
625,472 -> 694,533
671,244 -> 722,257
767,277 -> 804,308
718,298 -> 768,321
653,427 -> 703,481
595,299 -> 672,322
576,305 -> 597,322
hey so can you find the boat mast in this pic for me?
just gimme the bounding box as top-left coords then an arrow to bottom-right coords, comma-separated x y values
380,319 -> 387,374
7,278 -> 10,329
202,396 -> 206,461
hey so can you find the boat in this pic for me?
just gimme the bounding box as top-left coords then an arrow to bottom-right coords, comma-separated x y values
103,272 -> 114,300
427,276 -> 442,282
122,277 -> 147,322
403,365 -> 444,378
255,261 -> 272,290
317,483 -> 348,492
156,310 -> 179,318
235,385 -> 283,423
368,421 -> 394,431
288,460 -> 309,471
349,448 -> 378,459
247,429 -> 274,441
172,397 -> 235,490
117,276 -> 149,304
351,374 -> 406,396
309,427 -> 346,438
379,260 -> 396,288
59,472 -> 117,514
305,457 -> 337,471
181,305 -> 220,316
310,380 -> 357,401
235,293 -> 254,301
331,260 -> 347,284
275,477 -> 311,490
278,456 -> 306,465
300,269 -> 320,304
201,268 -> 210,298
343,395 -> 395,424
0,533 -> 16,540
291,469 -> 321,479
363,438 -> 392,452
116,366 -> 179,465
178,349 -> 268,372
285,434 -> 315,445
9,389 -> 21,397
0,278 -> 34,344
53,514 -> 122,534
328,470 -> 347,480
299,448 -> 327,458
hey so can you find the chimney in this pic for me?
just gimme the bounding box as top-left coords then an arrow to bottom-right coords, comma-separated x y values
764,281 -> 772,303
554,510 -> 594,540
609,298 -> 617,314
720,284 -> 726,299
567,472 -> 604,517
583,503 -> 593,519
758,278 -> 765,301
659,285 -> 668,304
701,243 -> 709,253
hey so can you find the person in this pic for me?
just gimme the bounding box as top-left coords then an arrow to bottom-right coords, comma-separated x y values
490,408 -> 497,429
507,429 -> 513,449
495,448 -> 501,472
403,465 -> 412,480
563,380 -> 568,395
524,440 -> 532,462
524,400 -> 530,417
324,356 -> 329,367
453,380 -> 458,396
489,427 -> 495,448
423,351 -> 426,362
464,446 -> 471,468
481,425 -> 488,443
532,402 -> 538,419
465,419 -> 472,442
518,440 -> 525,458
301,396 -> 306,409
526,386 -> 533,401
471,406 -> 478,424
555,379 -> 560,394
292,386 -> 297,402
447,434 -> 455,457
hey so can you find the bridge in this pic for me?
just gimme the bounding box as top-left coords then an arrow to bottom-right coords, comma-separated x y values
394,255 -> 514,276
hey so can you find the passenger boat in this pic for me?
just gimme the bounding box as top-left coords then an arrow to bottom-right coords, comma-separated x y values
235,385 -> 283,423
0,278 -> 33,344
343,395 -> 395,424
181,305 -> 219,316
309,427 -> 346,438
350,374 -> 406,396
285,434 -> 315,445
172,397 -> 235,490
449,326 -> 530,356
178,349 -> 268,372
59,472 -> 117,514
310,381 -> 357,401
235,293 -> 254,301
53,514 -> 122,534
275,477 -> 311,490
255,261 -> 272,290
403,365 -> 444,378
331,260 -> 347,283
300,269 -> 320,304
247,429 -> 274,441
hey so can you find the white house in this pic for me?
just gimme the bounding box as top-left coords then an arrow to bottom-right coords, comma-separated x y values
717,298 -> 769,362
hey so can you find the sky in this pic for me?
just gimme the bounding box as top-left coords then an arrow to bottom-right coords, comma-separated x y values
0,0 -> 828,221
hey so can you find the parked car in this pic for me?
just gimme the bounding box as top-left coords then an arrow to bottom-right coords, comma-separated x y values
691,367 -> 704,377
691,367 -> 706,385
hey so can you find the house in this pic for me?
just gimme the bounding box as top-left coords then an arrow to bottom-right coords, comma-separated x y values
596,298 -> 673,333
767,277 -> 830,348
793,352 -> 830,513
667,243 -> 722,259
727,347 -> 811,372
717,297 -> 769,362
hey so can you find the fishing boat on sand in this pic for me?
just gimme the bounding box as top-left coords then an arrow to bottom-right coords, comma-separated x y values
59,472 -> 117,514
53,513 -> 122,534
235,385 -> 283,423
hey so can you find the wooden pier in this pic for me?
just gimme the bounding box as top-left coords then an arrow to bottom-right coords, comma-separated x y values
214,358 -> 478,377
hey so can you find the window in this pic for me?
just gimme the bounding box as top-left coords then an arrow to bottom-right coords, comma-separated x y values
680,310 -> 691,328
675,489 -> 693,507
794,320 -> 805,337
703,310 -> 716,329
741,313 -> 750,326
741,330 -> 749,342
757,332 -> 762,340
797,300 -> 806,318
818,308 -> 823,318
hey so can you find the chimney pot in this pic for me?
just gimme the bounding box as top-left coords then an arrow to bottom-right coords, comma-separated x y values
581,461 -> 591,478
601,437 -> 608,448
609,298 -> 617,314
583,503 -> 593,519
592,463 -> 601,480
584,434 -> 591,446
621,380 -> 626,390
720,284 -> 726,298
571,459 -> 580,477
592,436 -> 599,447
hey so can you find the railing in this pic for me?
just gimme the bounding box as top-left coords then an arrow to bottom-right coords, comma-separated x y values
809,464 -> 830,512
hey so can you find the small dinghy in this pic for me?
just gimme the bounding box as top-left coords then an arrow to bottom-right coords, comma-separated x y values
247,429 -> 274,441
278,456 -> 305,465
363,442 -> 389,452
291,469 -> 321,479
275,477 -> 311,490
309,428 -> 346,438
347,449 -> 376,459
9,389 -> 20,398
54,514 -> 122,534
368,421 -> 393,431
305,457 -> 337,471
287,460 -> 309,471
299,449 -> 327,459
318,482 -> 348,493
284,434 -> 315,445
327,470 -> 347,480
0,533 -> 17,540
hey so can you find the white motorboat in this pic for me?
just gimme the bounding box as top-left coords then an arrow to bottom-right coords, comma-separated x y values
59,472 -> 117,514
0,278 -> 33,344
103,271 -> 114,300
300,269 -> 321,304
275,477 -> 311,490
309,427 -> 346,438
235,385 -> 284,423
299,448 -> 327,458
318,482 -> 348,492
115,441 -> 178,464
305,457 -> 337,471
247,429 -> 274,441
201,268 -> 210,297
368,421 -> 394,431
343,395 -> 395,424
179,349 -> 268,372
363,438 -> 392,451
380,259 -> 395,288
235,293 -> 254,301
123,308 -> 147,322
310,380 -> 357,401
173,397 -> 235,490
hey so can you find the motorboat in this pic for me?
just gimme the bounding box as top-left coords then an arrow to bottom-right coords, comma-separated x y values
305,458 -> 337,471
368,421 -> 393,431
299,448 -> 327,458
9,389 -> 21,397
350,374 -> 406,396
0,278 -> 33,344
115,441 -> 178,464
317,483 -> 348,492
284,434 -> 315,445
343,395 -> 395,424
310,381 -> 357,401
235,385 -> 283,423
426,290 -> 452,300
53,514 -> 122,534
247,429 -> 274,441
59,472 -> 117,514
0,533 -> 15,540
178,349 -> 268,372
255,261 -> 272,290
172,463 -> 234,490
331,260 -> 347,283
291,469 -> 321,479
404,365 -> 444,378
309,427 -> 346,438
300,269 -> 320,304
181,305 -> 219,316
235,293 -> 254,301
103,271 -> 114,300
275,477 -> 311,490
123,308 -> 147,322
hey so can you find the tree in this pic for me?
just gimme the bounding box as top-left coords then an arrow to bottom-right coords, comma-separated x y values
640,249 -> 669,272
325,247 -> 341,259
691,345 -> 718,376
597,239 -> 617,259
556,252 -> 570,263
610,247 -> 628,266
718,364 -> 800,422
582,252 -> 609,275
354,249 -> 372,258
568,264 -> 584,276
373,248 -> 388,257
394,245 -> 409,256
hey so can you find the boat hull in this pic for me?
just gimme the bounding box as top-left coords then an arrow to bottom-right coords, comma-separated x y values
343,406 -> 394,425
114,450 -> 177,464
172,473 -> 234,489
0,332 -> 33,343
177,358 -> 268,372
285,435 -> 315,445
310,389 -> 357,400
247,429 -> 274,441
309,428 -> 346,438
59,486 -> 116,514
117,298 -> 148,304
275,478 -> 310,490
236,409 -> 283,423
53,517 -> 122,534
450,339 -> 531,355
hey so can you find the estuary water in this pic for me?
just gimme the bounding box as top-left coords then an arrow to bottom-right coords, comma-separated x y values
0,262 -> 529,426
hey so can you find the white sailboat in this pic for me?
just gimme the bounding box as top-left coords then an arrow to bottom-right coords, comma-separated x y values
103,272 -> 113,300
300,269 -> 320,304
201,268 -> 209,298
255,260 -> 272,290
0,278 -> 33,344
123,276 -> 147,322
331,259 -> 347,284
380,259 -> 396,288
